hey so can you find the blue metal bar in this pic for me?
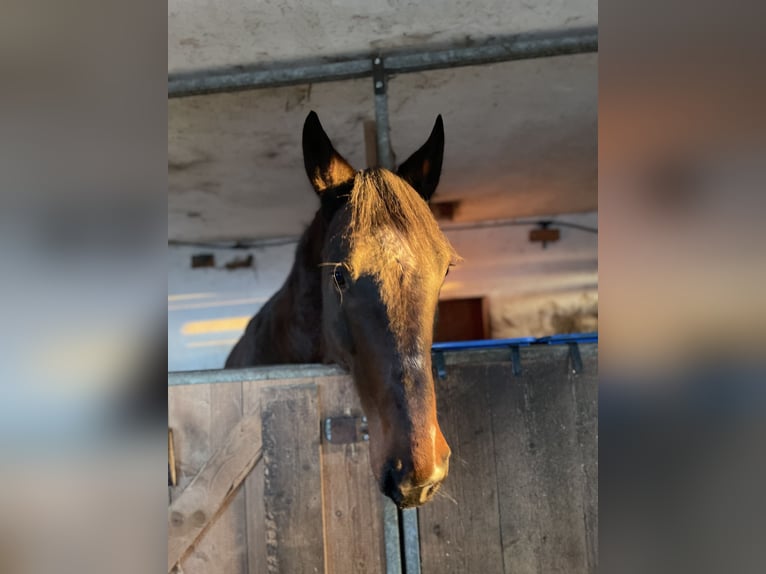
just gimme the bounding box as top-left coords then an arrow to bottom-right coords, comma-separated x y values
433,351 -> 447,380
534,332 -> 598,345
431,337 -> 536,352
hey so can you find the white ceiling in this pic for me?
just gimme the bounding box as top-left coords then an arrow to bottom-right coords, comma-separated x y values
169,53 -> 597,241
169,0 -> 596,73
168,0 -> 597,242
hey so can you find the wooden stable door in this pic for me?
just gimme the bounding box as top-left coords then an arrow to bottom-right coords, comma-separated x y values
168,373 -> 387,574
417,344 -> 598,573
168,344 -> 598,574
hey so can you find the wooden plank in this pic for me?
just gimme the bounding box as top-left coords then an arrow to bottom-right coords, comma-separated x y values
572,345 -> 598,572
261,384 -> 325,574
317,375 -> 386,574
483,359 -> 540,573
180,382 -> 249,574
167,405 -> 263,573
418,363 -> 504,573
243,380 -> 268,574
168,428 -> 178,488
489,346 -> 589,573
168,384 -> 212,499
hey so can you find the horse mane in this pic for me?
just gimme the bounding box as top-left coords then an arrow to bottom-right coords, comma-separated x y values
345,169 -> 460,270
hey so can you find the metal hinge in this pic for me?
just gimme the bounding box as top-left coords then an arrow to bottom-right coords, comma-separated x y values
324,415 -> 369,444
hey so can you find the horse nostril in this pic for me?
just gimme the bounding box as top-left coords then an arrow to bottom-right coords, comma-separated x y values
381,462 -> 404,504
382,468 -> 395,498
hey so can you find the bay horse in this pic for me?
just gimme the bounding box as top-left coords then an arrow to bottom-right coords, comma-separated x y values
226,111 -> 460,508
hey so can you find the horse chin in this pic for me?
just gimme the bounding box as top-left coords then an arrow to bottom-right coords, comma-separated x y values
381,480 -> 442,509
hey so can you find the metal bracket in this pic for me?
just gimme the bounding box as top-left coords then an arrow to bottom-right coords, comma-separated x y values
324,415 -> 369,444
510,345 -> 522,377
433,351 -> 447,380
372,56 -> 386,94
568,343 -> 583,375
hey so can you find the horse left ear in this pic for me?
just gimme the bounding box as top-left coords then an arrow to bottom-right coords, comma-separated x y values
396,115 -> 444,202
303,111 -> 356,195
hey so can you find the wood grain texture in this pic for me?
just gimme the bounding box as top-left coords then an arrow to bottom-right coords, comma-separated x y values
571,345 -> 598,572
168,384 -> 213,498
167,403 -> 263,573
318,375 -> 386,574
261,384 -> 325,574
489,346 -> 590,573
166,346 -> 597,574
243,380 -> 268,574
417,344 -> 598,574
418,362 -> 504,573
182,383 -> 249,574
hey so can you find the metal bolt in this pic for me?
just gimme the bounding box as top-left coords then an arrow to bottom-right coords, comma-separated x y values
375,80 -> 384,89
362,433 -> 369,441
374,57 -> 381,65
361,416 -> 367,423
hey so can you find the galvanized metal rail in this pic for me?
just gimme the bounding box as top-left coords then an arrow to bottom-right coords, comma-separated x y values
168,27 -> 597,98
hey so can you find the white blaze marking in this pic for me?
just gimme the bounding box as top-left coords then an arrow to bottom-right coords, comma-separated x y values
427,424 -> 443,483
403,354 -> 424,371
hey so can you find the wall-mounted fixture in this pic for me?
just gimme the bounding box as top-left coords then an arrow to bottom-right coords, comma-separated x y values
191,253 -> 215,268
430,200 -> 460,221
529,221 -> 560,249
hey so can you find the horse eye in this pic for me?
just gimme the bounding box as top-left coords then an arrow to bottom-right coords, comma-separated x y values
333,267 -> 347,289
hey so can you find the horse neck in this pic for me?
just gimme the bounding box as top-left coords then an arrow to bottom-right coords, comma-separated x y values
270,211 -> 325,357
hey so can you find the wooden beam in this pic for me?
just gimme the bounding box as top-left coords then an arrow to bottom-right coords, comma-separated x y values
168,428 -> 177,487
168,405 -> 263,572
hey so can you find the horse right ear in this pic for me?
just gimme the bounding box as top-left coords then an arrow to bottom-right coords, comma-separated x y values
396,115 -> 444,202
303,111 -> 356,195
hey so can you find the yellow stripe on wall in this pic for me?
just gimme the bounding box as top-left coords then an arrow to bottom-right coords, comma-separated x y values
181,316 -> 250,335
186,339 -> 240,348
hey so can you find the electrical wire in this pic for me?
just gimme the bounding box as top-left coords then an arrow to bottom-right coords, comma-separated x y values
168,217 -> 597,250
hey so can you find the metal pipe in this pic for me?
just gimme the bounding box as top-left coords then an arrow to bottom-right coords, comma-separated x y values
168,27 -> 597,98
385,27 -> 598,74
383,497 -> 403,574
373,56 -> 395,169
167,215 -> 597,250
401,508 -> 421,574
167,363 -> 346,386
169,58 -> 372,98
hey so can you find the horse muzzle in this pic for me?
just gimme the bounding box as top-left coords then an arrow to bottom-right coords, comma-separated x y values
380,455 -> 449,508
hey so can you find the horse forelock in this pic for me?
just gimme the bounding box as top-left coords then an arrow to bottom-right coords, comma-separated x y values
345,169 -> 458,271
338,169 -> 458,351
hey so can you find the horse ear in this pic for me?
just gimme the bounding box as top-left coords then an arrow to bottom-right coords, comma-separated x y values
396,115 -> 444,202
303,111 -> 356,195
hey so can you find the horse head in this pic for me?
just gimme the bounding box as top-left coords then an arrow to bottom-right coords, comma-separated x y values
303,111 -> 459,508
